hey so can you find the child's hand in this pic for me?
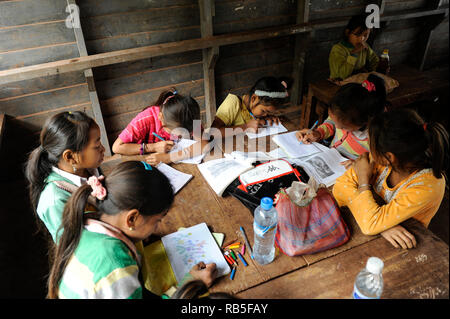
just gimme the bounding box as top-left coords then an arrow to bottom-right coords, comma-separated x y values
245,119 -> 265,133
381,225 -> 417,249
146,152 -> 171,166
340,159 -> 354,170
295,129 -> 321,144
189,262 -> 218,288
353,152 -> 373,185
152,141 -> 174,153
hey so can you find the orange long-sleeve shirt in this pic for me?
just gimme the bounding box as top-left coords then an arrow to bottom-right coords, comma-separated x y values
332,164 -> 445,235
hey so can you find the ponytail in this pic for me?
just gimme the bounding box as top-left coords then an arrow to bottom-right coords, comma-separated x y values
425,122 -> 449,179
47,184 -> 92,299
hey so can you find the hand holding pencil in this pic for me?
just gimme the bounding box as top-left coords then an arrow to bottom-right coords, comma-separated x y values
296,120 -> 321,144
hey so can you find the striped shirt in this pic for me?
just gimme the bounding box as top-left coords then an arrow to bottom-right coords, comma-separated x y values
58,229 -> 142,299
118,106 -> 174,144
316,116 -> 369,160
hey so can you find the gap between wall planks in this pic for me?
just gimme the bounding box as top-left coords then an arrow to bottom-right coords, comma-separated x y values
66,0 -> 111,156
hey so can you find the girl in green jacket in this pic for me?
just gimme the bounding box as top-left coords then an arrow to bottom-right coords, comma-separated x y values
329,14 -> 380,81
25,111 -> 106,242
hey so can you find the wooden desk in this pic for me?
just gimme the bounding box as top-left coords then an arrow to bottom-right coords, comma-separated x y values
100,118 -> 449,299
300,65 -> 450,129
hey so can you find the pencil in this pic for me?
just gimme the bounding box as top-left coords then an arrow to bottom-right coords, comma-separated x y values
152,132 -> 166,141
229,250 -> 237,261
241,243 -> 245,255
239,226 -> 254,259
307,120 -> 319,134
230,267 -> 236,280
224,251 -> 237,266
237,252 -> 248,267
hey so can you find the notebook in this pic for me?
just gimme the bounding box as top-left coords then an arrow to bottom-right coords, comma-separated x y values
170,139 -> 206,164
272,131 -> 322,158
161,223 -> 231,284
156,163 -> 193,194
246,122 -> 288,139
197,156 -> 254,196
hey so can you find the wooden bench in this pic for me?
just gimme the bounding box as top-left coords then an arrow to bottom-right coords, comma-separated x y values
299,64 -> 450,129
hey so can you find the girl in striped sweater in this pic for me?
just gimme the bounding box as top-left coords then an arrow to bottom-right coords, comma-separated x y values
47,161 -> 217,299
296,74 -> 386,166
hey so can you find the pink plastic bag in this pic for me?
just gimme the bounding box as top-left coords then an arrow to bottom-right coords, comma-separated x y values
275,188 -> 350,256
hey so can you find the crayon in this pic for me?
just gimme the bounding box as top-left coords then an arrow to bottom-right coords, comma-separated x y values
229,250 -> 237,261
222,239 -> 237,248
227,244 -> 240,249
230,267 -> 236,280
224,241 -> 241,248
240,226 -> 254,260
224,251 -> 237,266
237,252 -> 248,267
241,243 -> 245,255
224,255 -> 234,267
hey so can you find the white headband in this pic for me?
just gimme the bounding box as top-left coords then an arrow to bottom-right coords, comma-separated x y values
254,90 -> 288,98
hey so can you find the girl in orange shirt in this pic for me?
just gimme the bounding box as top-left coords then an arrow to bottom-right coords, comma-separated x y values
333,108 -> 448,249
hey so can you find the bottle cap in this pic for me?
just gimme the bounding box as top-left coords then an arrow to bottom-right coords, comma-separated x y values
260,197 -> 273,210
366,257 -> 384,274
383,49 -> 389,54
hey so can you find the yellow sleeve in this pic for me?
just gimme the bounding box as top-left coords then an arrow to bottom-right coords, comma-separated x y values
329,44 -> 357,80
215,94 -> 242,126
333,167 -> 443,235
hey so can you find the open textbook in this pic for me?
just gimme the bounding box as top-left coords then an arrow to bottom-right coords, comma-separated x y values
272,131 -> 322,158
246,122 -> 288,139
156,163 -> 193,194
197,156 -> 254,196
288,143 -> 348,187
161,223 -> 230,284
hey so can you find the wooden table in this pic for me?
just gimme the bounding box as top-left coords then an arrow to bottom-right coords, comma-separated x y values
100,117 -> 449,299
299,64 -> 450,129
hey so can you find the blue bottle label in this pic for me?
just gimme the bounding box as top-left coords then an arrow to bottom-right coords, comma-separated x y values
352,285 -> 379,299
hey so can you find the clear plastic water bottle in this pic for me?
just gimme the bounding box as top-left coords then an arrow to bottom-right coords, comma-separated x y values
253,197 -> 278,265
352,257 -> 384,299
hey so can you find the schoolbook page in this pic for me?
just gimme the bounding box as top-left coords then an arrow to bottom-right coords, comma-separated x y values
272,131 -> 321,158
291,148 -> 347,187
170,139 -> 206,164
246,122 -> 288,139
161,223 -> 230,284
197,157 -> 253,196
156,163 -> 193,194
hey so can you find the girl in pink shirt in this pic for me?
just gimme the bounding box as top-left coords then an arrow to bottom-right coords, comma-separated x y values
112,88 -> 206,164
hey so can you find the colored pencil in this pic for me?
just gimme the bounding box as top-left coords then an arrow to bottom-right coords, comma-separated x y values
230,267 -> 236,280
152,132 -> 166,141
240,243 -> 245,255
224,254 -> 234,267
239,226 -> 254,259
229,250 -> 237,261
237,252 -> 248,267
227,244 -> 240,249
224,251 -> 237,266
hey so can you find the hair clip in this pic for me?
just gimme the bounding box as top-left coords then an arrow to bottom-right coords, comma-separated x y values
361,80 -> 376,92
163,94 -> 176,105
141,161 -> 153,170
87,175 -> 107,200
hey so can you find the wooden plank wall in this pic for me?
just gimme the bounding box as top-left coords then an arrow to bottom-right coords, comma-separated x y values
0,0 -> 94,134
305,0 -> 437,83
0,0 -> 448,148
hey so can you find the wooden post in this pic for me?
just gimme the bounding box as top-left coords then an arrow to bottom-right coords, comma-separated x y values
199,0 -> 219,127
66,0 -> 111,156
290,0 -> 311,107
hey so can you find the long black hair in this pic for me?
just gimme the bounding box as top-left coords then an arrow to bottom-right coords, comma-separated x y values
369,108 -> 449,179
330,73 -> 386,128
47,161 -> 175,298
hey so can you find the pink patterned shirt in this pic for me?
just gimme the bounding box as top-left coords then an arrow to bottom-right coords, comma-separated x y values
118,106 -> 173,144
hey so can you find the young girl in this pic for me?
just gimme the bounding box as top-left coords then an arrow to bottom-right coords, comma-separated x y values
329,13 -> 380,81
112,88 -> 208,165
25,111 -> 105,242
333,108 -> 448,249
47,161 -> 217,299
296,74 -> 386,163
210,76 -> 291,136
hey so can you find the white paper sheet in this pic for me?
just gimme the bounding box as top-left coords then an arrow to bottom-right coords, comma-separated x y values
246,122 -> 288,139
161,223 -> 230,284
169,139 -> 206,164
272,131 -> 321,158
156,163 -> 193,194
